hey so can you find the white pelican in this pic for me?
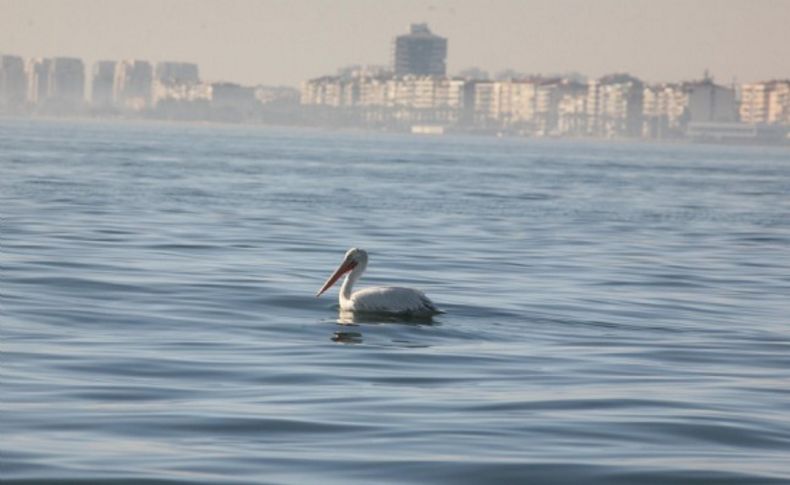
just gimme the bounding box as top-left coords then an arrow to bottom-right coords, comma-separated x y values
316,248 -> 440,316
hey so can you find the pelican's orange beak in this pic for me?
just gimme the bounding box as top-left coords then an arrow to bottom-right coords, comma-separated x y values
316,259 -> 357,297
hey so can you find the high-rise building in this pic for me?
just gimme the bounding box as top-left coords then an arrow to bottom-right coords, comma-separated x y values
506,80 -> 539,126
768,79 -> 790,124
114,60 -> 153,110
469,79 -> 539,128
687,78 -> 735,123
554,80 -> 588,136
433,78 -> 465,110
535,80 -> 563,134
393,23 -> 447,77
357,76 -> 390,107
301,76 -> 346,107
740,80 -> 790,124
766,81 -> 790,124
26,58 -> 52,105
152,61 -> 203,107
642,83 -> 689,138
92,61 -> 116,107
1,54 -> 28,112
49,57 -> 85,104
740,82 -> 769,124
587,74 -> 644,138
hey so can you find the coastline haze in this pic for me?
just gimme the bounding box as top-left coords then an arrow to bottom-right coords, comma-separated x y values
1,0 -> 788,87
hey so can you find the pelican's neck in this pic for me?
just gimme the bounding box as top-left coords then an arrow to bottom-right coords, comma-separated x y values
339,264 -> 365,306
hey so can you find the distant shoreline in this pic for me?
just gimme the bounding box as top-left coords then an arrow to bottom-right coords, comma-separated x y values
2,113 -> 789,149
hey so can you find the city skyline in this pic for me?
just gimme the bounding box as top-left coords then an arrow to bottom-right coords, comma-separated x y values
3,7 -> 789,145
1,0 -> 789,87
3,35 -> 790,144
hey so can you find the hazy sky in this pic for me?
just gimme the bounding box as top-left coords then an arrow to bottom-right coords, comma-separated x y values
1,0 -> 788,87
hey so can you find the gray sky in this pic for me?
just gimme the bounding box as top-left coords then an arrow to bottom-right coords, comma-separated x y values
1,0 -> 788,87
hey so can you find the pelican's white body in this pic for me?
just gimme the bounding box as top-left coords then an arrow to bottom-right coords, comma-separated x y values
340,283 -> 437,315
318,248 -> 439,316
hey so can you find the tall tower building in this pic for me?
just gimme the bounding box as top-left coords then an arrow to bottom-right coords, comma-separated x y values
0,55 -> 28,111
393,23 -> 447,77
152,62 -> 202,106
49,57 -> 85,103
114,60 -> 153,110
92,61 -> 116,107
26,58 -> 52,105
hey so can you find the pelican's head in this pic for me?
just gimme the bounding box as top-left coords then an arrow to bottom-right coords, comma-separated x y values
316,248 -> 368,297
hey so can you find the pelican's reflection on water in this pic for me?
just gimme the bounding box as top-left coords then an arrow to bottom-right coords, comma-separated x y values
331,330 -> 364,344
330,310 -> 438,345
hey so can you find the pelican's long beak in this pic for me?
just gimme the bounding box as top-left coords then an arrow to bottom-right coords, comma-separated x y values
316,260 -> 357,297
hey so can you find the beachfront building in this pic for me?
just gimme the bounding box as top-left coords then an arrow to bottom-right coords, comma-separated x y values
740,80 -> 790,125
642,83 -> 689,138
301,73 -> 466,126
301,76 -> 347,107
554,80 -> 589,136
687,79 -> 736,123
587,74 -> 644,138
766,82 -> 790,124
152,81 -> 211,105
466,79 -> 539,130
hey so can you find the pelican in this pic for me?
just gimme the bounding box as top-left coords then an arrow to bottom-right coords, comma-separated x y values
316,248 -> 440,316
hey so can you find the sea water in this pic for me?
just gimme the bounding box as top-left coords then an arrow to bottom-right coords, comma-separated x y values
3,119 -> 790,483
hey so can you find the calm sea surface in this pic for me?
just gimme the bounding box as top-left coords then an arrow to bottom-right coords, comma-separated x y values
2,118 -> 790,484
